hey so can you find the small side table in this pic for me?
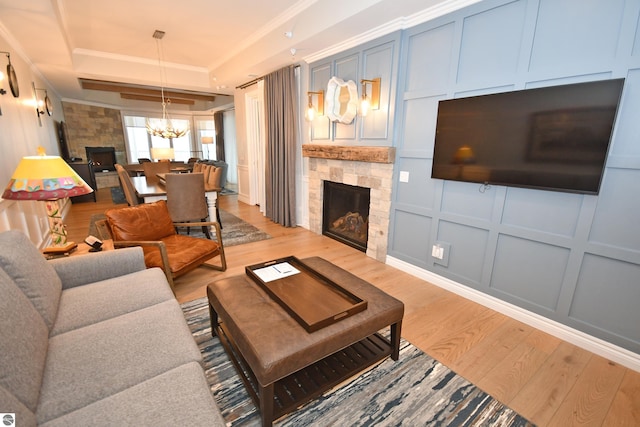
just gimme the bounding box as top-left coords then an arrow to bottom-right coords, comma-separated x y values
74,239 -> 114,256
44,239 -> 114,259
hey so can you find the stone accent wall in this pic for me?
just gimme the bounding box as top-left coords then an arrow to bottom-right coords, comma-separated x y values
62,102 -> 127,164
308,157 -> 394,262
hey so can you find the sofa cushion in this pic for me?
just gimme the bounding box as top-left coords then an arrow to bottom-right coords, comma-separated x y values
51,268 -> 174,336
0,267 -> 49,413
37,299 -> 202,423
106,200 -> 176,241
0,230 -> 62,329
39,362 -> 225,427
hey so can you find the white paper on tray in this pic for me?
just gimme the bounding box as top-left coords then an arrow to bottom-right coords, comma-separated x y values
252,262 -> 300,282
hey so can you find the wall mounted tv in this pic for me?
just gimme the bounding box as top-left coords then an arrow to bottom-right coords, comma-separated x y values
431,78 -> 624,194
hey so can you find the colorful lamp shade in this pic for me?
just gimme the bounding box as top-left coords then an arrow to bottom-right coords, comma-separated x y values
2,148 -> 93,253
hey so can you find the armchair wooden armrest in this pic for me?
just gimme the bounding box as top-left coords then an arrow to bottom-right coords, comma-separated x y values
172,220 -> 226,272
96,219 -> 176,287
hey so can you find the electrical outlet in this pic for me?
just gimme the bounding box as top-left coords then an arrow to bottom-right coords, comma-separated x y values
432,241 -> 451,267
431,244 -> 444,259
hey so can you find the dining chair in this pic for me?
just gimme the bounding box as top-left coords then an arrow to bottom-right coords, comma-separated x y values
142,161 -> 171,184
165,172 -> 213,239
97,200 -> 226,291
115,164 -> 141,206
200,165 -> 223,225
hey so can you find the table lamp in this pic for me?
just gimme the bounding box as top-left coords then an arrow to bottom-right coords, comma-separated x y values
151,147 -> 175,162
2,147 -> 94,254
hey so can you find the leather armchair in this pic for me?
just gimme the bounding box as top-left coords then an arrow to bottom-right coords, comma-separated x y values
96,200 -> 226,291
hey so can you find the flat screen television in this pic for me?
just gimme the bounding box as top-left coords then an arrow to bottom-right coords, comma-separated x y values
431,78 -> 625,194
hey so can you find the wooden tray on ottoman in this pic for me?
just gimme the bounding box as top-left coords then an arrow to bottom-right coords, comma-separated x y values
245,256 -> 367,332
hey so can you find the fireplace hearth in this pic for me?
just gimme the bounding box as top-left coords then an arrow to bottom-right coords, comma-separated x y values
323,181 -> 370,252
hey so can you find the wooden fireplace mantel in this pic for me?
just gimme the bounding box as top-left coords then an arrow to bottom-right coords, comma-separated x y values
302,145 -> 395,164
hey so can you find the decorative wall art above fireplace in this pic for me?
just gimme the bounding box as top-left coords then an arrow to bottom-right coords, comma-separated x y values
326,76 -> 358,124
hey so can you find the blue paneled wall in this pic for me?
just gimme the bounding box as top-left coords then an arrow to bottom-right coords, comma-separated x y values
308,32 -> 400,146
388,0 -> 640,353
308,0 -> 640,354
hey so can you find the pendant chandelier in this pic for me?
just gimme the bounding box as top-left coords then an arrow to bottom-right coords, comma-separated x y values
146,30 -> 189,139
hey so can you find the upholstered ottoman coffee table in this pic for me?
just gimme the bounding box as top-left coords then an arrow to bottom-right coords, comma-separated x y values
207,256 -> 404,426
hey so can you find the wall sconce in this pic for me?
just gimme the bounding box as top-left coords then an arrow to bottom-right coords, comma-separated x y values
306,90 -> 324,121
0,51 -> 19,97
32,82 -> 52,126
35,87 -> 53,117
360,77 -> 381,116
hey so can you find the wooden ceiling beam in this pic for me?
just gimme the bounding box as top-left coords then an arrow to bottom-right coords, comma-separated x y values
120,93 -> 195,105
80,79 -> 216,103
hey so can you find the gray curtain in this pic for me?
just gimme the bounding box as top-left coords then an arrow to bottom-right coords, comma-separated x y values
214,111 -> 225,161
264,66 -> 297,227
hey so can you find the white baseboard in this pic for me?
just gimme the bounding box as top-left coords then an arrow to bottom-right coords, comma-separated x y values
386,256 -> 640,372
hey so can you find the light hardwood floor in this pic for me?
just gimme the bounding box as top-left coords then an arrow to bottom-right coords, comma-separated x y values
65,188 -> 640,426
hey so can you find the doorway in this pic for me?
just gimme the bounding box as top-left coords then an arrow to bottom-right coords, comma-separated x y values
245,81 -> 265,211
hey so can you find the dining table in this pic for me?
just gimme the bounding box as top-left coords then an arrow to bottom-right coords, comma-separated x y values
125,163 -> 191,176
131,175 -> 219,224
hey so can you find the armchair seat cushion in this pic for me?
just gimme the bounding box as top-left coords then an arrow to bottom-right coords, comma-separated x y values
145,234 -> 221,278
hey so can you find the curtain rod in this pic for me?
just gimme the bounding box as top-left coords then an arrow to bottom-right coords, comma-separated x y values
236,64 -> 300,90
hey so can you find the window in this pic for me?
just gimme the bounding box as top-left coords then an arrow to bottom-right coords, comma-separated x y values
195,118 -> 216,160
123,115 -> 194,163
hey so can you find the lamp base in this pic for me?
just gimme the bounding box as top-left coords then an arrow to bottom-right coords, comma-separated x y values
43,241 -> 77,254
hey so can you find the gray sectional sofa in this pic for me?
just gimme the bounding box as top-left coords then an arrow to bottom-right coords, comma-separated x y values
0,230 -> 225,426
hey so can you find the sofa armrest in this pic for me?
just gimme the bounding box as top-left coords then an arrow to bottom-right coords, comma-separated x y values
49,247 -> 147,289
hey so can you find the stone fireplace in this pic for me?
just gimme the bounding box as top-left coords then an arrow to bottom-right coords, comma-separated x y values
303,145 -> 395,262
323,181 -> 371,252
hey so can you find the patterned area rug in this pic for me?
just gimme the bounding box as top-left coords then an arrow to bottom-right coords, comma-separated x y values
88,209 -> 271,247
181,298 -> 536,427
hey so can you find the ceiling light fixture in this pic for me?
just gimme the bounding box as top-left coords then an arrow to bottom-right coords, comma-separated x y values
146,30 -> 189,139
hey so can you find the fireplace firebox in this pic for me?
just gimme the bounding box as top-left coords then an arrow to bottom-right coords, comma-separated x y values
322,181 -> 370,252
85,147 -> 116,172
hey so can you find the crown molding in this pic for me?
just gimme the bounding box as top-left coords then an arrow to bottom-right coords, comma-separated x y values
303,0 -> 482,64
